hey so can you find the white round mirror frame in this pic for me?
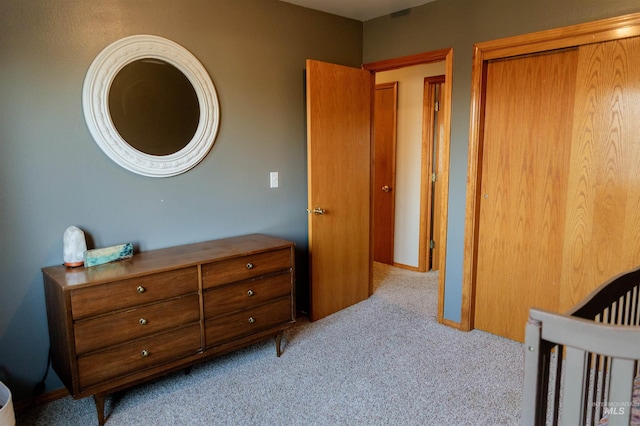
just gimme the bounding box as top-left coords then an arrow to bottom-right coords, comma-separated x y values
82,35 -> 220,177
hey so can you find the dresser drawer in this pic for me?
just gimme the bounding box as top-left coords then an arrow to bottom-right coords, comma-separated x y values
203,272 -> 291,318
205,297 -> 292,348
70,267 -> 198,320
74,294 -> 201,355
202,248 -> 291,289
77,323 -> 201,390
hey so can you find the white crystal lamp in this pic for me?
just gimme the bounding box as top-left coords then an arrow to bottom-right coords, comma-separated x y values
63,226 -> 87,267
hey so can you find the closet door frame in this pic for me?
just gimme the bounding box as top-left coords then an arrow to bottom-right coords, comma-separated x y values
461,12 -> 640,332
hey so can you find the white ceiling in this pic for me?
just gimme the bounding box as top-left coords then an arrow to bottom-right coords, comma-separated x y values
280,0 -> 436,21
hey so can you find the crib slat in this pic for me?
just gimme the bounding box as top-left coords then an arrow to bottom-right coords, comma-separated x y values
552,346 -> 563,424
631,286 -> 640,325
522,318 -> 544,426
562,346 -> 589,425
594,355 -> 610,423
605,358 -> 634,426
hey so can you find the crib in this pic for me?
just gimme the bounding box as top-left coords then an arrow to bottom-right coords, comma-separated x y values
522,266 -> 640,425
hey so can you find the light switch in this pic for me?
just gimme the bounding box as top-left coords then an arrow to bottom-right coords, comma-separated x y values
270,172 -> 279,188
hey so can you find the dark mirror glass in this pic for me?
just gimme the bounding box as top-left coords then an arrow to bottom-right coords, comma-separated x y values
108,59 -> 200,156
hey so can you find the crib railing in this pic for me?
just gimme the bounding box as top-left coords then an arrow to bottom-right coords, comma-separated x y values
522,267 -> 640,426
570,267 -> 640,325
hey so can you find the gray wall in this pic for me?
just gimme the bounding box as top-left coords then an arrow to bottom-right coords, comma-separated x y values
364,0 -> 640,322
0,0 -> 362,400
6,0 -> 640,405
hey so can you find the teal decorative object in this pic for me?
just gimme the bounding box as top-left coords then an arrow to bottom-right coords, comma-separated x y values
84,243 -> 133,267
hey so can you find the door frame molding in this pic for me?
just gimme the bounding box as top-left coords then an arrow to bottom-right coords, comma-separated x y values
364,48 -> 453,325
461,12 -> 640,332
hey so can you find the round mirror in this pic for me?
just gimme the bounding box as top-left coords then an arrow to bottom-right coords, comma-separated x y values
82,35 -> 220,177
109,58 -> 200,156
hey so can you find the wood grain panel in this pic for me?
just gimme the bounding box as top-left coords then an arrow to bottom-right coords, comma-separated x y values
70,267 -> 198,320
74,294 -> 200,355
306,60 -> 372,321
203,272 -> 291,318
560,37 -> 640,310
373,82 -> 397,265
474,49 -> 578,341
205,297 -> 292,348
43,275 -> 76,392
77,324 -> 201,390
464,14 -> 640,337
201,248 -> 291,289
43,235 -> 293,289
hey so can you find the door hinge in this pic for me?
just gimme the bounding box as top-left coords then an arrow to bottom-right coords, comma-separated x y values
430,240 -> 436,250
435,100 -> 440,112
431,173 -> 437,183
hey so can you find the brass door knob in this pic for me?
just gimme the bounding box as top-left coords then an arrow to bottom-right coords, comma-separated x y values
306,207 -> 326,215
382,185 -> 391,193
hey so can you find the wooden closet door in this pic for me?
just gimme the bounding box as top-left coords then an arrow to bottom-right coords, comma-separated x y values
475,36 -> 640,342
559,37 -> 640,310
474,50 -> 579,342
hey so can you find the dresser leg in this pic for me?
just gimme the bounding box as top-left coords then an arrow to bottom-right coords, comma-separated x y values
94,392 -> 106,426
275,333 -> 283,357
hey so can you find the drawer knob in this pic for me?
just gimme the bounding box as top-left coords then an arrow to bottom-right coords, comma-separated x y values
248,317 -> 255,324
247,289 -> 254,297
246,262 -> 254,270
141,349 -> 149,357
139,318 -> 148,325
136,286 -> 146,294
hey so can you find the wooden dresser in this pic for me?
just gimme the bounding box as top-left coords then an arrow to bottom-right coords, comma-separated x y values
42,234 -> 295,425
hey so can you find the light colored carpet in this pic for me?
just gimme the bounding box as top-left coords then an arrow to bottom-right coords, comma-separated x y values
18,263 -> 524,425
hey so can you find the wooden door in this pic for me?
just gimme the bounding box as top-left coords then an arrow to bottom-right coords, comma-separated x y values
474,50 -> 579,342
474,36 -> 640,342
558,37 -> 640,309
373,82 -> 398,265
421,76 -> 445,272
306,60 -> 373,321
431,81 -> 443,271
